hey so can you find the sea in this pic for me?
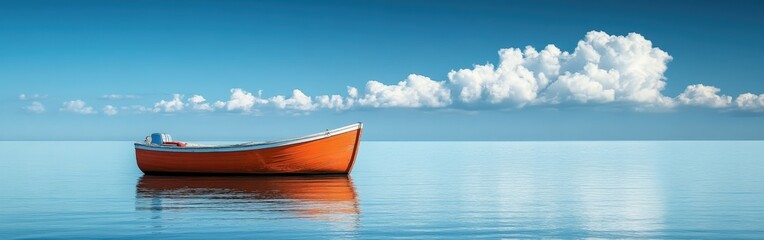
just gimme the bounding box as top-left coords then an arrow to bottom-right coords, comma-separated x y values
1,141 -> 763,239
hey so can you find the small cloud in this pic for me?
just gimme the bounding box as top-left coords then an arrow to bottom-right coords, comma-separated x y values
103,105 -> 118,116
735,93 -> 764,112
187,95 -> 213,111
217,88 -> 268,112
315,94 -> 350,111
100,94 -> 140,100
315,87 -> 359,111
357,74 -> 451,108
153,94 -> 184,112
213,100 -> 226,109
270,89 -> 316,111
24,101 -> 46,113
122,105 -> 159,114
676,84 -> 732,108
60,100 -> 97,114
347,86 -> 358,98
19,94 -> 47,100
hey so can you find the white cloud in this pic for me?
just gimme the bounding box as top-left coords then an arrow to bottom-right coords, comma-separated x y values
187,95 -> 205,103
153,94 -> 184,112
315,95 -> 347,111
557,31 -> 673,106
43,31 -> 764,115
347,86 -> 358,98
24,101 -> 45,113
270,89 -> 316,111
213,101 -> 226,109
449,31 -> 674,109
100,94 -> 140,100
449,47 -> 551,107
19,94 -> 47,100
676,84 -> 732,108
357,74 -> 451,108
122,105 -> 159,113
60,100 -> 97,114
542,64 -> 616,104
315,87 -> 358,111
217,88 -> 268,112
735,93 -> 764,112
103,105 -> 118,116
186,95 -> 213,111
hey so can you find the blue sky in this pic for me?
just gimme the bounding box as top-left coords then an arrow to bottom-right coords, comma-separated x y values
2,0 -> 763,140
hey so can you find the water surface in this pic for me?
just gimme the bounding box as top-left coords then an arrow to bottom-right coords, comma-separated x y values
1,141 -> 763,239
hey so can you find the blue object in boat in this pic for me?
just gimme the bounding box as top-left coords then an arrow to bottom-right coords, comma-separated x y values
150,133 -> 172,144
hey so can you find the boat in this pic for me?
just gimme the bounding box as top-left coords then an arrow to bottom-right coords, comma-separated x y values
134,123 -> 363,175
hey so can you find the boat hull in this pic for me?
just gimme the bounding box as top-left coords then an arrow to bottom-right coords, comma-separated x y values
135,126 -> 362,175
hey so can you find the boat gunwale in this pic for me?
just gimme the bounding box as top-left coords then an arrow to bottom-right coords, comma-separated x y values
134,122 -> 362,153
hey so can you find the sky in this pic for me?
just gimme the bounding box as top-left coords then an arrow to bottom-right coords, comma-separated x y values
2,0 -> 763,141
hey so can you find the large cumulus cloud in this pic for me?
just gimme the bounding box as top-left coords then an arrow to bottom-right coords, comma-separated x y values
449,31 -> 675,109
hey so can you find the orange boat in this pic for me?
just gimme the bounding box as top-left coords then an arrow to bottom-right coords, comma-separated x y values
134,123 -> 363,175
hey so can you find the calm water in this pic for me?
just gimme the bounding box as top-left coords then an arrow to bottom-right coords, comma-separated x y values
1,141 -> 763,239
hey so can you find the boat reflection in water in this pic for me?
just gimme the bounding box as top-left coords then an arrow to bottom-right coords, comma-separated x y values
135,175 -> 359,224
